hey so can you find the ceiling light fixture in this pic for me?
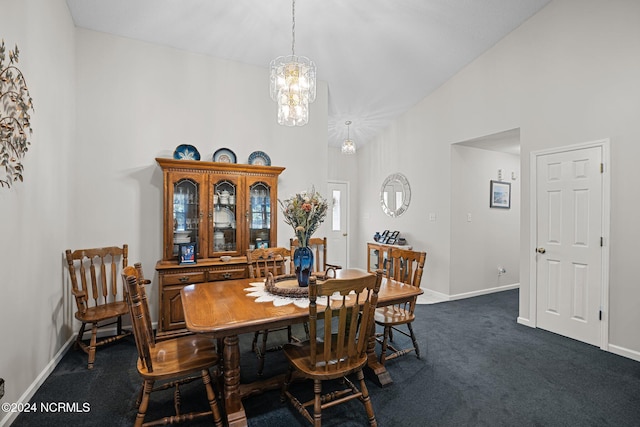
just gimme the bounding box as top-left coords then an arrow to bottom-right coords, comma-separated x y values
341,120 -> 356,155
269,0 -> 316,127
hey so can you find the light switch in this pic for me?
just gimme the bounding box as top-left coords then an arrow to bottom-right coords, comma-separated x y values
467,213 -> 472,222
429,213 -> 436,222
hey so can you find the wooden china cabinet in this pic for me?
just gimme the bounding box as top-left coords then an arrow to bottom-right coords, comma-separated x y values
155,157 -> 284,338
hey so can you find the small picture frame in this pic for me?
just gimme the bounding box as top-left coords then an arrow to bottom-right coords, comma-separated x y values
490,180 -> 511,209
178,243 -> 197,265
381,230 -> 390,238
387,237 -> 397,245
381,235 -> 390,244
390,231 -> 399,238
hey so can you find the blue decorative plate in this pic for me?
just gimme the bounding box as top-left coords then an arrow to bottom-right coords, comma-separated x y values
248,151 -> 271,166
213,148 -> 237,163
173,144 -> 200,160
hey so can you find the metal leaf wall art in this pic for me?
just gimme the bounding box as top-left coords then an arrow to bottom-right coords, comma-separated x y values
1,39 -> 34,188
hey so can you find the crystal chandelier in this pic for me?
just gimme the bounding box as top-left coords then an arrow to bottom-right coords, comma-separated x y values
269,0 -> 316,126
341,120 -> 356,154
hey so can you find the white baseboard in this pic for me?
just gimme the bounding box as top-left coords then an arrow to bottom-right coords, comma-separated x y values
418,283 -> 520,304
517,316 -> 535,327
607,343 -> 640,363
447,283 -> 520,301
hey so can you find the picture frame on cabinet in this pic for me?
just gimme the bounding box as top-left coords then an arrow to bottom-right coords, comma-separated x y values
490,180 -> 511,209
179,243 -> 197,264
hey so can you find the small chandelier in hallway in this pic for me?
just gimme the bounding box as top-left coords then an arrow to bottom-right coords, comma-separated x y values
269,0 -> 316,126
341,120 -> 356,155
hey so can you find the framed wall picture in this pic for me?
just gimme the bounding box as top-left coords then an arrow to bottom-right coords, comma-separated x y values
490,180 -> 511,209
179,243 -> 197,264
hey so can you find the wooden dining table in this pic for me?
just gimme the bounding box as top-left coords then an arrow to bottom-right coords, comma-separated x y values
181,268 -> 423,427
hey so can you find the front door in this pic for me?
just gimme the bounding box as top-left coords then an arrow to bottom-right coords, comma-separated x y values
327,181 -> 349,268
535,144 -> 604,346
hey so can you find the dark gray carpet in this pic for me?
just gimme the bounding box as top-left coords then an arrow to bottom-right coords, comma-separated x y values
12,289 -> 640,426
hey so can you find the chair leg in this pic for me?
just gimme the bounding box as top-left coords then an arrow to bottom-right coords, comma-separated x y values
252,331 -> 260,352
257,329 -> 269,376
313,379 -> 322,427
87,323 -> 99,369
407,322 -> 420,359
356,369 -> 377,426
303,322 -> 310,339
135,380 -> 154,427
281,365 -> 294,402
75,323 -> 86,350
378,326 -> 391,365
201,369 -> 223,427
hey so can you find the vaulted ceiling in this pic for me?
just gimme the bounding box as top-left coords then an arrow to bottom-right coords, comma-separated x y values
65,0 -> 550,149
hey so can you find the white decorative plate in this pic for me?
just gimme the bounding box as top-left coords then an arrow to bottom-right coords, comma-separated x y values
248,151 -> 271,166
213,148 -> 237,163
213,206 -> 234,227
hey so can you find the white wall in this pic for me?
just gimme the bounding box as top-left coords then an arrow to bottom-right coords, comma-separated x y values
0,0 -> 75,419
357,0 -> 640,358
450,145 -> 520,296
74,28 -> 329,318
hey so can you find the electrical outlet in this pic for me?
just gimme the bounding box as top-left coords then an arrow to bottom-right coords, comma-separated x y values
429,213 -> 436,222
497,267 -> 506,275
467,213 -> 472,222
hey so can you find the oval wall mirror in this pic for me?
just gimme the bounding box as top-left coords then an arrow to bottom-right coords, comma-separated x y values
380,173 -> 411,217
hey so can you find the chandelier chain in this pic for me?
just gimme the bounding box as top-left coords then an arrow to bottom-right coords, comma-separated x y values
291,0 -> 296,56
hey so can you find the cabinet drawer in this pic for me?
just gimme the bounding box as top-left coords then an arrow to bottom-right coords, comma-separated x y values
162,271 -> 206,285
208,267 -> 247,281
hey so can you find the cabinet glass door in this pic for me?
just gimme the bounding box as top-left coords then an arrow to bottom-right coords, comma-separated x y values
249,182 -> 272,249
172,179 -> 200,257
211,179 -> 239,256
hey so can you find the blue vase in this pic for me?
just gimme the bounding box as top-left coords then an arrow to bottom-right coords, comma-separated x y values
293,246 -> 314,287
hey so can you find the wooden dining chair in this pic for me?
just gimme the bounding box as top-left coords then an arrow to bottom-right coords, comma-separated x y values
280,270 -> 383,426
122,265 -> 223,427
247,246 -> 292,279
374,248 -> 426,365
247,246 -> 295,375
290,237 -> 342,274
65,244 -> 131,369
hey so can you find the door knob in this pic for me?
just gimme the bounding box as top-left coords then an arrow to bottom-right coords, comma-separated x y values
343,233 -> 348,237
536,247 -> 546,254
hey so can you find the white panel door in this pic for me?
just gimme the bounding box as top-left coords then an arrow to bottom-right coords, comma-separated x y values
535,146 -> 603,346
327,181 -> 348,268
